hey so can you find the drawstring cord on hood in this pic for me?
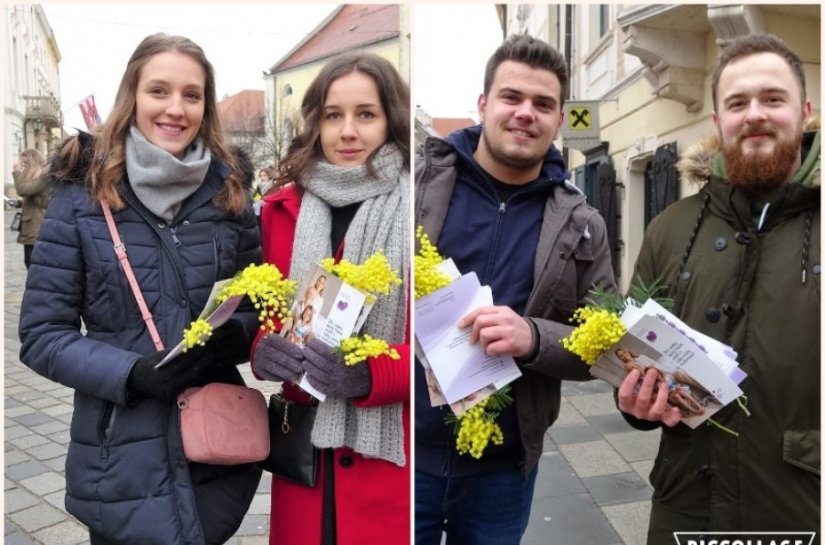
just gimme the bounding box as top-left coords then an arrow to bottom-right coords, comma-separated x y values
756,203 -> 770,231
801,208 -> 814,284
677,192 -> 710,277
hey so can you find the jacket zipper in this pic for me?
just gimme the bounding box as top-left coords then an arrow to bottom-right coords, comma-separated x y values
121,194 -> 189,313
98,402 -> 117,463
482,186 -> 552,285
170,227 -> 182,248
213,232 -> 222,280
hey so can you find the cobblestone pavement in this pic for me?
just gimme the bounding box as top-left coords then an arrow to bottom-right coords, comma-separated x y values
5,209 -> 657,545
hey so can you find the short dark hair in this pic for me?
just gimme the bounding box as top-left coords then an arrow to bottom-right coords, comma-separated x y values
483,34 -> 569,107
711,33 -> 806,112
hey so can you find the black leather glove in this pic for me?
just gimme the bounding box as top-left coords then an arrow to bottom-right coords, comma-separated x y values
204,319 -> 252,367
252,333 -> 305,383
126,345 -> 213,403
304,339 -> 371,398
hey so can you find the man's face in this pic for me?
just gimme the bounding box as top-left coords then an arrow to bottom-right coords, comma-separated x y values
475,60 -> 564,183
712,52 -> 811,195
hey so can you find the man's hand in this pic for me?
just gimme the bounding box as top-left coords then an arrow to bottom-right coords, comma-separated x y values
617,368 -> 681,426
458,305 -> 533,357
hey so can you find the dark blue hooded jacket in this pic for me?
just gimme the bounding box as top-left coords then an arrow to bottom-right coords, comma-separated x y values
416,125 -> 569,477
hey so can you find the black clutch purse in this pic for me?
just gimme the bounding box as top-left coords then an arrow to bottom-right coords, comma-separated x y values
259,394 -> 319,487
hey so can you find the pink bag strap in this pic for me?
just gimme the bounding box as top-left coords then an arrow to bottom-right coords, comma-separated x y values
100,199 -> 165,351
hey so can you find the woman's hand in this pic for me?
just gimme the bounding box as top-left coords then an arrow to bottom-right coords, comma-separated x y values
252,333 -> 305,383
304,339 -> 371,398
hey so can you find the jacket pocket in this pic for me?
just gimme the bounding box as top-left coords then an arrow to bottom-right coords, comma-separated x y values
783,429 -> 820,476
97,402 -> 117,463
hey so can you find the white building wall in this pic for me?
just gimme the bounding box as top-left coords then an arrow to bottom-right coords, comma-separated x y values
4,4 -> 61,196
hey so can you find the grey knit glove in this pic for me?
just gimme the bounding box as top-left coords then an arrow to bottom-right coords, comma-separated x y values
252,333 -> 304,383
304,338 -> 372,398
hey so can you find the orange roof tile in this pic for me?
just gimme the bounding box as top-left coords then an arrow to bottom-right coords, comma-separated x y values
218,90 -> 265,134
271,4 -> 399,73
432,118 -> 476,137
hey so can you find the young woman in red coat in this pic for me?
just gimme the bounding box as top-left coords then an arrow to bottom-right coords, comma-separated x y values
250,53 -> 410,545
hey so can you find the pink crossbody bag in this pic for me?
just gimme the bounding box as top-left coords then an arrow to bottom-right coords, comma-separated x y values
101,199 -> 269,465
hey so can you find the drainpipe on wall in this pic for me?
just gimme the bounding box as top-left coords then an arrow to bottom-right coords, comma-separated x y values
562,4 -> 573,168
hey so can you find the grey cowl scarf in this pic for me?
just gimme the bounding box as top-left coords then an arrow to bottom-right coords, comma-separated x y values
125,125 -> 211,222
291,144 -> 409,467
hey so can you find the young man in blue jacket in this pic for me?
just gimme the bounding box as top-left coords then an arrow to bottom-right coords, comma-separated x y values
415,34 -> 617,545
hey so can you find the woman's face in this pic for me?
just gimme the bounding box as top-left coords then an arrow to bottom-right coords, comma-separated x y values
314,276 -> 326,291
135,51 -> 206,158
319,71 -> 388,167
304,286 -> 317,302
20,154 -> 30,168
260,170 -> 270,182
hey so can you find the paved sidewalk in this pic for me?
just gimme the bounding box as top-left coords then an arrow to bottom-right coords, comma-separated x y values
5,209 -> 658,545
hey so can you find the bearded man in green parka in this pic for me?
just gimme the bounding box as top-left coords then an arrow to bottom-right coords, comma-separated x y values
617,33 -> 820,544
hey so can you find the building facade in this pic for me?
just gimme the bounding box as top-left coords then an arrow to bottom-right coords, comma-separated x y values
217,90 -> 270,174
503,4 -> 821,288
4,4 -> 61,196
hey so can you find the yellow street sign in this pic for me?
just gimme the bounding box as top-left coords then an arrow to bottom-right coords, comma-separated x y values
569,107 -> 591,130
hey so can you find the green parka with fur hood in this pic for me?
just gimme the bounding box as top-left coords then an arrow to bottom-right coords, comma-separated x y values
629,121 -> 820,542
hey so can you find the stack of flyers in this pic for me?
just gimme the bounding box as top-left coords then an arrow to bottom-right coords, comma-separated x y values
591,299 -> 745,428
415,260 -> 521,417
280,263 -> 374,401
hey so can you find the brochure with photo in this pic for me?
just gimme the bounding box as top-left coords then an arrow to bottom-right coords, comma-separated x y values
591,314 -> 743,428
281,263 -> 370,400
281,263 -> 366,350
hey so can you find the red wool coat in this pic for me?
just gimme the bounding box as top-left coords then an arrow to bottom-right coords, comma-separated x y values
252,184 -> 411,545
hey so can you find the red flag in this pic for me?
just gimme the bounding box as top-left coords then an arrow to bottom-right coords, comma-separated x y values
79,94 -> 102,129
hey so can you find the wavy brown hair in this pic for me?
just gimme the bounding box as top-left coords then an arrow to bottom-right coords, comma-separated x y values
275,53 -> 410,188
52,33 -> 246,213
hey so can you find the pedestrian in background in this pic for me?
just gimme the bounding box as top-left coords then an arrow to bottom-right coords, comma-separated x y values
18,33 -> 262,545
617,33 -> 820,542
259,164 -> 277,195
12,148 -> 51,269
251,53 -> 410,545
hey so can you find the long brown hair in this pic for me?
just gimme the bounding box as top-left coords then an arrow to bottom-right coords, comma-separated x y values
20,148 -> 46,183
53,33 -> 246,213
275,53 -> 410,188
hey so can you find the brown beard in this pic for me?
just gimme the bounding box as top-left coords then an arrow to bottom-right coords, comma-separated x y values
723,129 -> 802,198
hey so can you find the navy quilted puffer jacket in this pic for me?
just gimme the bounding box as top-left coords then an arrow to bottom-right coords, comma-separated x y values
19,136 -> 263,545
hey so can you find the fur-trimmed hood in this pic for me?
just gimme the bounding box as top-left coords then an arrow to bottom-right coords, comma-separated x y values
46,131 -> 256,190
676,115 -> 820,186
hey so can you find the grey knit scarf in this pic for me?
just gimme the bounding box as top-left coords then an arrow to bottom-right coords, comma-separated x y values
125,125 -> 211,222
291,145 -> 408,467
